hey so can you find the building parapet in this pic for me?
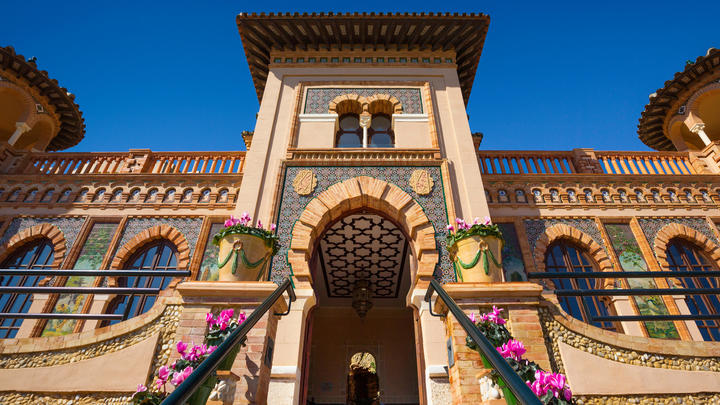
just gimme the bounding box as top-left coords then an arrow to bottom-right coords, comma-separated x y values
0,147 -> 246,176
477,146 -> 720,176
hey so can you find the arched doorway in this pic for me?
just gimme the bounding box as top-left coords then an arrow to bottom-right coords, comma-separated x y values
302,211 -> 421,405
347,352 -> 380,405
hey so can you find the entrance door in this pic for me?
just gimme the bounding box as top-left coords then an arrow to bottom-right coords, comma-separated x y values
347,352 -> 379,405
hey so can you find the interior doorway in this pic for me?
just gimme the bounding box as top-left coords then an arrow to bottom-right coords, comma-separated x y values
302,212 -> 421,405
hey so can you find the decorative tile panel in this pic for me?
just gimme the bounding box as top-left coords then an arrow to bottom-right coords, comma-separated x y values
42,222 -> 118,337
272,166 -> 451,283
304,88 -> 423,114
604,223 -> 679,340
116,217 -> 203,258
638,218 -> 719,255
497,223 -> 527,282
198,223 -> 225,281
1,216 -> 85,252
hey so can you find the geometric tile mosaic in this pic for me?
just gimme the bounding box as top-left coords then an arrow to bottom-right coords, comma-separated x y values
524,218 -> 608,268
304,88 -> 423,114
271,165 -> 452,284
115,217 -> 203,259
0,216 -> 86,254
638,217 -> 719,259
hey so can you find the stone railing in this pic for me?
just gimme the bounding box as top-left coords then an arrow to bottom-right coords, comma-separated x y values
477,148 -> 718,176
0,148 -> 246,176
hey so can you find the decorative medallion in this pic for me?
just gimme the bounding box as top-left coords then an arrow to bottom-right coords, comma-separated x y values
409,169 -> 434,195
292,169 -> 317,196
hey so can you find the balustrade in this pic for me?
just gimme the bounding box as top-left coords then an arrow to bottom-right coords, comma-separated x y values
12,151 -> 245,175
478,149 -> 706,176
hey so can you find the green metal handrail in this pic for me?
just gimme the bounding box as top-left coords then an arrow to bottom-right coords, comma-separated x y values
424,279 -> 542,405
161,278 -> 295,404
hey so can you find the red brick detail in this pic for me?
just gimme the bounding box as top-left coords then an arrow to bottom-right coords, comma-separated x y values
174,303 -> 281,404
532,223 -> 612,274
653,222 -> 720,269
110,224 -> 191,269
0,223 -> 66,268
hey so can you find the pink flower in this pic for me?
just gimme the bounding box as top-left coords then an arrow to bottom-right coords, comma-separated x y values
237,312 -> 247,323
484,216 -> 492,225
207,345 -> 217,354
256,220 -> 263,229
176,341 -> 188,355
136,384 -> 147,393
171,366 -> 194,386
205,312 -> 215,325
496,339 -> 526,361
447,224 -> 455,232
219,308 -> 234,321
155,379 -> 165,390
239,212 -> 251,226
486,305 -> 506,325
270,223 -> 277,232
469,313 -> 476,323
473,217 -> 480,224
157,365 -> 171,381
563,387 -> 572,401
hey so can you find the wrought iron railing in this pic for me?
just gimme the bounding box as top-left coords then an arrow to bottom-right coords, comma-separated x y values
161,277 -> 296,404
0,269 -> 190,321
424,279 -> 542,405
526,270 -> 720,323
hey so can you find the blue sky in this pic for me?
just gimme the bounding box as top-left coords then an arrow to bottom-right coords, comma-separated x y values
3,1 -> 718,152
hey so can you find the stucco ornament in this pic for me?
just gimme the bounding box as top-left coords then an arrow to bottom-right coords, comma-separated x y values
292,169 -> 317,196
409,169 -> 434,195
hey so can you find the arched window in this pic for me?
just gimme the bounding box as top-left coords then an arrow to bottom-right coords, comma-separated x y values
104,240 -> 177,326
545,241 -> 620,332
368,113 -> 394,147
336,114 -> 362,148
0,238 -> 55,338
666,239 -> 720,341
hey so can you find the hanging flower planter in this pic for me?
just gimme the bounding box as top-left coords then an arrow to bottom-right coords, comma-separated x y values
447,217 -> 504,283
213,213 -> 279,282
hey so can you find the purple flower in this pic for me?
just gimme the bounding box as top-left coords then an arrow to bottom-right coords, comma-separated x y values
205,312 -> 215,325
238,312 -> 247,323
473,217 -> 480,224
447,224 -> 455,232
136,384 -> 147,393
469,313 -> 476,323
486,305 -> 506,325
157,365 -> 171,381
563,387 -> 572,401
270,223 -> 277,232
484,216 -> 492,225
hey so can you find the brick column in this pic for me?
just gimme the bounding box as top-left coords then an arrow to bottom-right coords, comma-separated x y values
175,281 -> 287,405
435,282 -> 550,405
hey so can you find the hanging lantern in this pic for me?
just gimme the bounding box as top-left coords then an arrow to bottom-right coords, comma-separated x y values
352,279 -> 373,318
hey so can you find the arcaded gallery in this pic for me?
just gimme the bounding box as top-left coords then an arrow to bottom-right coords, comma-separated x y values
0,11 -> 719,405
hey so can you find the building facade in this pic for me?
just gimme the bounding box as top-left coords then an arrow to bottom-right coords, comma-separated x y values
0,12 -> 719,405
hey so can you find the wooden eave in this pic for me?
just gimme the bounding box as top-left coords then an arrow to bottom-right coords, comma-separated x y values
0,46 -> 86,151
236,12 -> 490,104
637,47 -> 720,151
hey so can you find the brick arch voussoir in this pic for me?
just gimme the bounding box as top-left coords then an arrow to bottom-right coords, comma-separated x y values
653,222 -> 720,269
290,176 -> 436,282
328,94 -> 367,115
110,224 -> 190,270
533,224 -> 612,274
0,223 -> 67,268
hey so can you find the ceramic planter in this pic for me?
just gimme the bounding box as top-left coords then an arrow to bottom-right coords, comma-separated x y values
217,233 -> 273,281
450,234 -> 503,283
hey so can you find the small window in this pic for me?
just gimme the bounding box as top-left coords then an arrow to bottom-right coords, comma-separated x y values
199,188 -> 211,203
337,114 -> 362,148
368,114 -> 394,148
128,188 -> 141,202
110,188 -> 123,203
24,189 -> 38,202
75,188 -> 88,203
145,188 -> 158,203
40,189 -> 55,203
57,188 -> 72,203
181,188 -> 194,203
163,188 -> 176,203
217,189 -> 229,203
93,188 -> 106,202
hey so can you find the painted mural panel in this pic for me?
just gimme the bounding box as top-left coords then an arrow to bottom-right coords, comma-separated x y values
497,223 -> 527,281
41,223 -> 117,337
198,223 -> 225,281
604,223 -> 679,340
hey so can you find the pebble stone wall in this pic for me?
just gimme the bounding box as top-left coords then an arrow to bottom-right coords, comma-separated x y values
539,307 -> 720,404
